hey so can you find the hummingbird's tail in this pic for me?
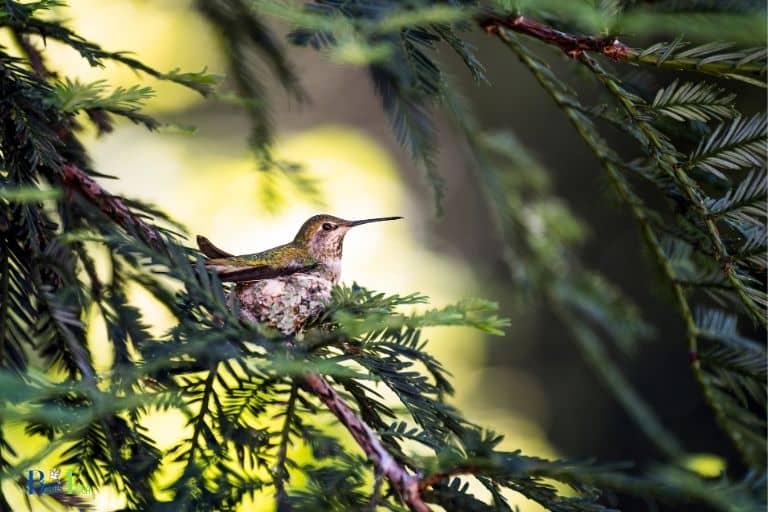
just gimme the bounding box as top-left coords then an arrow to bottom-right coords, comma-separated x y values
196,235 -> 234,259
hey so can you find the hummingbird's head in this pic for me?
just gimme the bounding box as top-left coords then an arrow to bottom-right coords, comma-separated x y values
294,214 -> 402,260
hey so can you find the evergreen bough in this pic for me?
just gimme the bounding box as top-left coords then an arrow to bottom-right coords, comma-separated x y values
0,0 -> 765,511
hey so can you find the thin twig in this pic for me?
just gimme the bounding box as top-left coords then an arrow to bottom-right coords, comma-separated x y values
674,279 -> 732,290
299,373 -> 430,512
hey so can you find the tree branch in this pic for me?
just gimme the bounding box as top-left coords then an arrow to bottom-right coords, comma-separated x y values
10,29 -> 51,80
477,14 -> 630,60
418,464 -> 483,492
299,373 -> 430,512
478,12 -> 766,85
59,163 -> 164,250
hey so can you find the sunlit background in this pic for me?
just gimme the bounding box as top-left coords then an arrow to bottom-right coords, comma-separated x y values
3,0 -> 749,510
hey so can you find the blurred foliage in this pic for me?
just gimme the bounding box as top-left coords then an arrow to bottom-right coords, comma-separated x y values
0,0 -> 766,511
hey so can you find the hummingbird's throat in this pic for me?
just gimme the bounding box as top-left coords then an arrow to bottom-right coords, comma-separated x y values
309,231 -> 346,260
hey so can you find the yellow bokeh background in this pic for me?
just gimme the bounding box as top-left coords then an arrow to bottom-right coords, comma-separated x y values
2,1 -> 558,510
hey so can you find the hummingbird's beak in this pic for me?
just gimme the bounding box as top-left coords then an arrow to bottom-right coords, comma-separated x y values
345,216 -> 403,227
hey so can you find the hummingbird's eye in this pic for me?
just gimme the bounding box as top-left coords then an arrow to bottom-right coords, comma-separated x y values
322,222 -> 335,231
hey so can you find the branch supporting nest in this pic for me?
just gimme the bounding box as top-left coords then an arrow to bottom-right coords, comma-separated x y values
299,373 -> 430,512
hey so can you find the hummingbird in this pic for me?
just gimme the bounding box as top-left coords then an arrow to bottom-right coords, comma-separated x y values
197,214 -> 402,334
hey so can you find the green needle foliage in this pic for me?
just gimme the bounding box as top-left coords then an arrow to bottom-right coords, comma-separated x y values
0,0 -> 766,511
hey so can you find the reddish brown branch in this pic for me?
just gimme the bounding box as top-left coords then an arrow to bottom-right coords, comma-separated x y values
418,464 -> 483,492
300,373 -> 431,512
10,29 -> 51,80
478,14 -> 631,60
59,163 -> 164,250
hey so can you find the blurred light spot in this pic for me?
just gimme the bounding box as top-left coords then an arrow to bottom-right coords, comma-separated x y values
682,453 -> 726,477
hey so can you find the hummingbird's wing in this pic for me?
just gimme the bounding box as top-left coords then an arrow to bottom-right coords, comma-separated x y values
196,235 -> 235,259
205,244 -> 319,283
